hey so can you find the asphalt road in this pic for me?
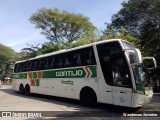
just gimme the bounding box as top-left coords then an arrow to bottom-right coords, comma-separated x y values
0,85 -> 159,120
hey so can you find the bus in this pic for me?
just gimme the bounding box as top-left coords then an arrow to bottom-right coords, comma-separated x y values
12,39 -> 157,108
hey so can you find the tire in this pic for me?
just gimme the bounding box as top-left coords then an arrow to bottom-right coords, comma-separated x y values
80,88 -> 97,107
25,85 -> 30,96
19,84 -> 24,94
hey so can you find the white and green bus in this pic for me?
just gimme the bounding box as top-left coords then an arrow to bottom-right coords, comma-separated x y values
12,39 -> 157,108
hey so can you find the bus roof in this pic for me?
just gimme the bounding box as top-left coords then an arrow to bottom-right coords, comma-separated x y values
15,39 -> 129,64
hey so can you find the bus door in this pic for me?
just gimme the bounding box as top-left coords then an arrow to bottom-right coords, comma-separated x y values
96,53 -> 113,104
111,54 -> 133,107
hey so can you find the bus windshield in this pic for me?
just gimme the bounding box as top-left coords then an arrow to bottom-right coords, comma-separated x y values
132,64 -> 150,87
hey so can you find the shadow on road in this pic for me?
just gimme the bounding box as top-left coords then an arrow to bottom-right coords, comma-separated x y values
1,85 -> 158,115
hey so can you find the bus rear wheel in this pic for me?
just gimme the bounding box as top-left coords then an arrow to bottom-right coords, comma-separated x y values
25,84 -> 30,96
19,84 -> 24,94
80,88 -> 97,107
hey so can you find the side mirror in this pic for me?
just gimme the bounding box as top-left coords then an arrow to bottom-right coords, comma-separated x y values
124,49 -> 143,64
143,57 -> 157,70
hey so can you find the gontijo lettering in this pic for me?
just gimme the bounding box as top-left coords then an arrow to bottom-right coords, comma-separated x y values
56,70 -> 83,77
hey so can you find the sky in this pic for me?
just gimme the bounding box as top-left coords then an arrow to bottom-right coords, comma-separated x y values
0,0 -> 125,52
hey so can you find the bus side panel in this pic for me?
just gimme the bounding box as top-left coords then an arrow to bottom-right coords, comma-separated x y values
12,79 -> 21,91
58,78 -> 75,99
46,79 -> 59,97
30,79 -> 46,95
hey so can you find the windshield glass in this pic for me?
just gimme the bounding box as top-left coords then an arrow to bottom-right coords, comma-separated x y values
126,50 -> 138,64
121,41 -> 136,49
132,64 -> 150,87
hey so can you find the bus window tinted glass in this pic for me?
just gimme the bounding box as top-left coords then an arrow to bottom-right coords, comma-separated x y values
14,46 -> 96,73
81,47 -> 96,66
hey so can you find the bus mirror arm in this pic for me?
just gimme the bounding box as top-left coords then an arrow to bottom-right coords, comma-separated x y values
143,57 -> 157,69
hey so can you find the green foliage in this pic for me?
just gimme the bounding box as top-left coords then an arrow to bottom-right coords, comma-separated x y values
37,31 -> 99,54
102,27 -> 144,52
109,0 -> 160,67
65,30 -> 99,48
37,42 -> 65,55
21,29 -> 99,56
30,8 -> 96,43
20,44 -> 39,60
20,8 -> 98,57
0,44 -> 17,80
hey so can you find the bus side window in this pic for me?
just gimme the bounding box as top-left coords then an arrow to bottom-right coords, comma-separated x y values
26,62 -> 30,71
29,60 -> 35,71
72,51 -> 81,67
64,52 -> 72,67
38,59 -> 45,70
86,51 -> 91,65
59,54 -> 65,68
16,63 -> 20,72
77,53 -> 81,66
44,57 -> 49,69
16,64 -> 19,72
22,63 -> 27,72
50,57 -> 55,69
15,64 -> 19,73
54,55 -> 62,68
88,50 -> 96,65
33,60 -> 38,71
81,48 -> 89,66
81,47 -> 96,66
72,53 -> 76,67
64,57 -> 70,67
14,64 -> 17,73
27,61 -> 32,71
59,58 -> 63,68
27,61 -> 33,71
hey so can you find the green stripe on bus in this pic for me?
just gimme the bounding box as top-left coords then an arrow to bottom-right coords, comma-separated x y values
43,66 -> 97,78
33,72 -> 37,79
35,79 -> 40,86
13,66 -> 97,79
89,66 -> 97,77
13,73 -> 27,79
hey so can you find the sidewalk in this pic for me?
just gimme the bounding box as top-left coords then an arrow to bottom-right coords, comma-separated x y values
0,84 -> 12,89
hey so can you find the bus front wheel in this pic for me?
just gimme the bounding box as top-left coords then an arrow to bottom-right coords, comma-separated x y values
80,87 -> 97,107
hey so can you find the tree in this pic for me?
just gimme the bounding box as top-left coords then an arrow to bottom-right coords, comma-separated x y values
109,0 -> 160,67
102,26 -> 142,50
20,44 -> 40,60
0,44 -> 17,80
30,8 -> 96,43
25,8 -> 97,56
37,42 -> 65,55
